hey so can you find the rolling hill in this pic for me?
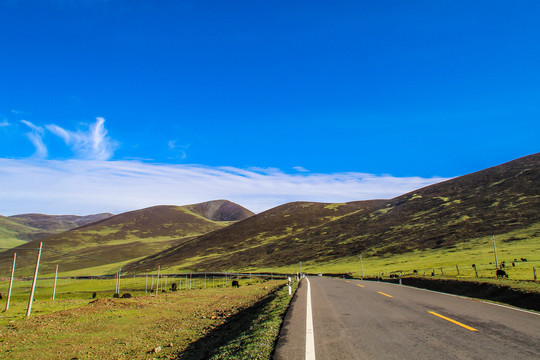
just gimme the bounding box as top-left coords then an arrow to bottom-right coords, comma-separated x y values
0,200 -> 253,275
0,213 -> 113,249
126,153 -> 540,272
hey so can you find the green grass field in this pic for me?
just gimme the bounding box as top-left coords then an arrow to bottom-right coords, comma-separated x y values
0,277 -> 294,359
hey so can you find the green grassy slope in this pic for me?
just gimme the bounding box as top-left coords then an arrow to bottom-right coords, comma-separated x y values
126,153 -> 540,272
0,216 -> 44,248
0,213 -> 114,249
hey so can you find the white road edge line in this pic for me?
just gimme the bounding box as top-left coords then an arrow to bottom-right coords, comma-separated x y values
377,281 -> 540,316
305,277 -> 316,360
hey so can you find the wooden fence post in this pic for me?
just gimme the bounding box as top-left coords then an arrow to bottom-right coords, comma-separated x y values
534,267 -> 537,281
52,264 -> 58,300
5,253 -> 17,312
456,265 -> 460,275
156,266 -> 160,295
26,242 -> 43,317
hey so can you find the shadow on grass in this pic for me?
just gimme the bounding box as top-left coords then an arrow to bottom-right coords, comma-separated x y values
175,286 -> 283,360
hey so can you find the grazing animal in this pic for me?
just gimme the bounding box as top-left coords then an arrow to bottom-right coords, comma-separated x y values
171,282 -> 178,292
232,280 -> 240,288
496,269 -> 508,279
113,293 -> 120,298
413,270 -> 418,275
0,293 -> 3,300
512,262 -> 515,267
121,293 -> 132,298
521,258 -> 528,262
92,292 -> 97,299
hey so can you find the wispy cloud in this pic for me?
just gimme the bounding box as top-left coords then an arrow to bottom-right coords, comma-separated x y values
293,166 -> 309,173
0,119 -> 10,127
20,120 -> 48,158
46,117 -> 118,160
168,140 -> 188,160
0,159 -> 448,215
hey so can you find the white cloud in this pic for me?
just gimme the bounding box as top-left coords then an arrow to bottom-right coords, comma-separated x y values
293,166 -> 309,173
0,119 -> 10,127
20,120 -> 48,158
46,117 -> 118,160
0,158 -> 448,216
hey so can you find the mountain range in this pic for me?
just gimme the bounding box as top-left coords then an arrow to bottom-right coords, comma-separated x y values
0,153 -> 538,275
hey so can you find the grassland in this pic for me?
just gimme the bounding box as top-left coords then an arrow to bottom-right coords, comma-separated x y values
0,278 -> 294,359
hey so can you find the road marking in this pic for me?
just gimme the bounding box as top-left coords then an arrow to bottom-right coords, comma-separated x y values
356,284 -> 365,288
378,291 -> 393,298
305,278 -> 316,360
345,280 -> 350,283
428,311 -> 478,331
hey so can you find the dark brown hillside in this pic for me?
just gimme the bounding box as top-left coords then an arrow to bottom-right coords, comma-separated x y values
126,200 -> 387,272
126,153 -> 540,271
183,200 -> 255,221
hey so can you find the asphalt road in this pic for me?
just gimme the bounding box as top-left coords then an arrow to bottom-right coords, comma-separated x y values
274,277 -> 540,360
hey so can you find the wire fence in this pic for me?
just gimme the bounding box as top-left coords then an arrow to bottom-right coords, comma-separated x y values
0,242 -> 290,318
368,259 -> 539,281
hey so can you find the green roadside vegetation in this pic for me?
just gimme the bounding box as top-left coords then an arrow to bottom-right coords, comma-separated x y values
249,227 -> 539,293
0,278 -> 296,359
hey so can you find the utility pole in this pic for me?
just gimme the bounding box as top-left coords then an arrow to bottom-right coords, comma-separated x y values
491,235 -> 499,269
27,242 -> 43,317
300,262 -> 302,276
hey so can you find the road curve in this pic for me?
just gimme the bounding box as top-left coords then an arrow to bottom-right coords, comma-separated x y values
274,277 -> 540,360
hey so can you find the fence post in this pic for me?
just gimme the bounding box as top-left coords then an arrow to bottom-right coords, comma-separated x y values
118,267 -> 122,294
534,267 -> 537,281
52,264 -> 59,300
5,253 -> 17,312
456,265 -> 459,275
156,266 -> 160,295
26,242 -> 43,317
473,265 -> 478,278
440,268 -> 444,276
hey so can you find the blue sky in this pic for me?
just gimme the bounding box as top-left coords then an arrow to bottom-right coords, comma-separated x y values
1,1 -> 539,215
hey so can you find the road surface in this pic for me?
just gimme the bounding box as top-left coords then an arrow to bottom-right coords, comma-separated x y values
274,277 -> 540,360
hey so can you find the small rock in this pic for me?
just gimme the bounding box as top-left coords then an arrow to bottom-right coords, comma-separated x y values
154,346 -> 161,353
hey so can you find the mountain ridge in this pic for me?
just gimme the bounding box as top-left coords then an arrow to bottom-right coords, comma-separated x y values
126,153 -> 540,271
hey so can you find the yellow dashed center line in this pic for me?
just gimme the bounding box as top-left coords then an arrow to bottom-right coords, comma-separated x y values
356,284 -> 365,288
345,280 -> 350,283
428,311 -> 478,332
377,291 -> 393,298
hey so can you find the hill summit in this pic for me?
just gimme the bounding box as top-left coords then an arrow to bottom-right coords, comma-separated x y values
183,200 -> 254,221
